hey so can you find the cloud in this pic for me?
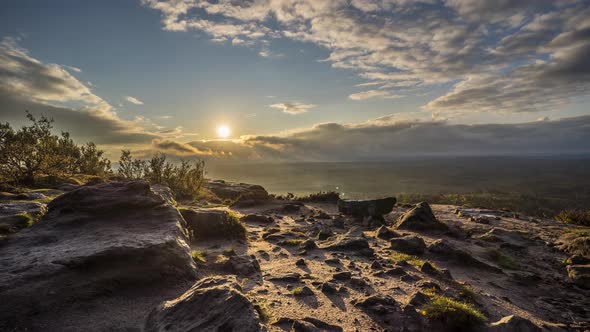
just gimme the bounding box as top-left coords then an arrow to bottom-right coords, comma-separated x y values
0,37 -> 166,146
349,90 -> 401,101
152,139 -> 214,156
270,102 -> 316,115
125,96 -> 144,105
143,0 -> 590,117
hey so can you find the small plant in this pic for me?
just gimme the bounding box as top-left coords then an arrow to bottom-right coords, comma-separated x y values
295,191 -> 340,203
390,252 -> 426,268
191,250 -> 207,263
291,287 -> 305,295
421,294 -> 486,331
557,209 -> 590,226
456,283 -> 478,303
487,249 -> 518,270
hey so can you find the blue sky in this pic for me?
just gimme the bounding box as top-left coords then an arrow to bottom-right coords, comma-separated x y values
1,0 -> 589,161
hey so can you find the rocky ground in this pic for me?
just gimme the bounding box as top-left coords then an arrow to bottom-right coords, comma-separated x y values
0,179 -> 588,331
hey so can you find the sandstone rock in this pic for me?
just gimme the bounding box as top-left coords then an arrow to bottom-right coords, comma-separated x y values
0,191 -> 46,200
332,271 -> 352,280
180,207 -> 246,240
0,200 -> 46,231
395,202 -> 448,232
321,282 -> 340,294
300,239 -> 318,250
337,197 -> 396,217
376,225 -> 399,239
151,184 -> 176,206
558,235 -> 590,257
565,255 -> 590,265
408,291 -> 429,306
428,239 -> 501,272
324,236 -> 374,257
268,272 -> 302,282
205,179 -> 269,201
145,276 -> 263,332
566,264 -> 590,288
241,214 -> 274,224
215,254 -> 261,276
488,315 -> 541,332
293,285 -> 315,297
390,235 -> 426,255
0,181 -> 196,328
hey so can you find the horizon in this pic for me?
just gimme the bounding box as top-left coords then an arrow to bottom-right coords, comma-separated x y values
1,0 -> 590,162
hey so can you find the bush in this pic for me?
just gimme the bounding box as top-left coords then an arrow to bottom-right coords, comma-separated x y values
0,113 -> 111,185
421,294 -> 486,331
556,209 -> 590,226
295,191 -> 340,203
118,151 -> 205,199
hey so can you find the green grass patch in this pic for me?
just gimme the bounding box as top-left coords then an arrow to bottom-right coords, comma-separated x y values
191,250 -> 207,263
390,252 -> 426,268
556,209 -> 590,226
456,283 -> 478,303
421,294 -> 487,332
487,249 -> 518,270
291,287 -> 306,295
282,239 -> 304,246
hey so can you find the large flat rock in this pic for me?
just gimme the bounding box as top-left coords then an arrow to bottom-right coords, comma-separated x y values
0,181 -> 196,329
205,179 -> 269,201
337,197 -> 396,217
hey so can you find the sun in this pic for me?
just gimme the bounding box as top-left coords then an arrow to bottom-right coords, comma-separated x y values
217,125 -> 231,138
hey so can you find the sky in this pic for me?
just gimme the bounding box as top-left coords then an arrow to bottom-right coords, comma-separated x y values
0,0 -> 589,162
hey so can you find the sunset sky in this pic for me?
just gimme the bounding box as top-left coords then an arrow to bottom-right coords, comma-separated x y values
1,0 -> 589,161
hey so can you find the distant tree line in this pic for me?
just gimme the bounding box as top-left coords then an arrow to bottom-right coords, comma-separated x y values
0,113 -> 205,199
0,112 -> 111,185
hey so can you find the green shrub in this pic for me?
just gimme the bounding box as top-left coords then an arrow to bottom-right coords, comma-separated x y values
421,294 -> 486,331
0,113 -> 111,185
390,252 -> 427,268
556,209 -> 590,226
295,191 -> 340,203
118,151 -> 205,200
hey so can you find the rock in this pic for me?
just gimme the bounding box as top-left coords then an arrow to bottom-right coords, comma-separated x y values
314,210 -> 331,219
488,315 -> 541,332
0,181 -> 196,328
353,295 -> 399,314
395,202 -> 448,232
408,291 -> 429,306
282,203 -> 303,213
145,276 -> 263,332
337,197 -> 396,217
332,271 -> 352,280
428,239 -> 501,272
268,272 -> 302,282
376,225 -> 399,239
557,234 -> 590,257
180,207 -> 246,240
296,258 -> 306,266
390,235 -> 426,255
293,286 -> 315,297
0,191 -> 31,200
151,184 -> 176,206
205,179 -> 269,201
0,201 -> 46,232
301,317 -> 343,332
324,236 -> 374,257
321,282 -> 340,294
300,239 -> 318,250
565,255 -> 590,265
325,258 -> 342,265
292,320 -> 321,332
566,264 -> 590,288
370,260 -> 383,270
416,280 -> 441,290
420,262 -> 439,275
317,228 -> 333,240
215,254 -> 261,276
241,214 -> 274,224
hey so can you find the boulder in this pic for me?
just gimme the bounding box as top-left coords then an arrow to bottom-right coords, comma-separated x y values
214,254 -> 261,276
324,236 -> 374,257
376,225 -> 399,240
395,202 -> 448,232
0,191 -> 46,200
390,235 -> 426,255
180,207 -> 246,240
145,276 -> 263,332
205,179 -> 269,201
488,315 -> 541,332
428,239 -> 501,272
0,201 -> 46,232
337,197 -> 396,217
0,181 -> 196,329
566,264 -> 590,289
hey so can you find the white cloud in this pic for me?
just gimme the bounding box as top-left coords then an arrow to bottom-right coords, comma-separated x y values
125,96 -> 144,105
270,102 -> 317,115
349,90 -> 402,100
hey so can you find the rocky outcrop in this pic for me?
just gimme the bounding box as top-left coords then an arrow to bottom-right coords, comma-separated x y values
0,200 -> 46,232
395,202 -> 448,232
145,276 -> 263,332
428,239 -> 501,272
323,235 -> 374,256
180,207 -> 246,240
390,235 -> 426,255
0,181 -> 196,329
337,197 -> 396,217
566,264 -> 590,288
205,179 -> 269,201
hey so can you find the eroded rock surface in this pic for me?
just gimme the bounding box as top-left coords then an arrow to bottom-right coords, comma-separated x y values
205,179 -> 269,201
395,202 -> 448,232
0,181 -> 196,330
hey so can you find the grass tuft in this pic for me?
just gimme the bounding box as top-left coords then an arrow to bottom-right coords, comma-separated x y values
421,294 -> 486,331
390,252 -> 426,268
487,249 -> 518,270
282,239 -> 304,246
556,209 -> 590,226
191,250 -> 207,263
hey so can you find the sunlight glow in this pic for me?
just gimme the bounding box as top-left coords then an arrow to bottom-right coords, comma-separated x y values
217,125 -> 231,138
